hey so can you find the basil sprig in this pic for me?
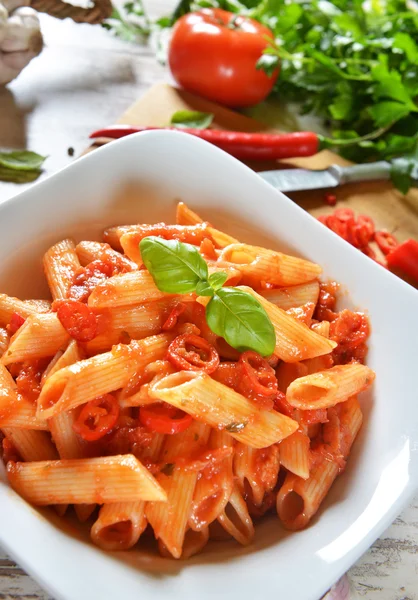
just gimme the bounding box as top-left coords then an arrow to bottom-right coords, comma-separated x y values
140,237 -> 276,357
0,150 -> 47,184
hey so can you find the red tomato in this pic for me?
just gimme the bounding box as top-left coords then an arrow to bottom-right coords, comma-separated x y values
54,299 -> 98,342
167,333 -> 220,374
168,9 -> 279,107
73,394 -> 120,442
140,404 -> 192,435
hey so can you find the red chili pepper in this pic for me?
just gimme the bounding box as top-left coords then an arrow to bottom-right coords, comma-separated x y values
386,239 -> 418,282
273,390 -> 294,417
299,408 -> 329,425
167,333 -> 220,374
8,312 -> 25,335
73,394 -> 120,441
211,361 -> 240,390
54,299 -> 98,342
326,215 -> 350,240
139,403 -> 192,435
324,193 -> 337,206
333,208 -> 355,222
374,230 -> 399,256
237,350 -> 278,410
162,303 -> 187,331
90,125 -> 321,161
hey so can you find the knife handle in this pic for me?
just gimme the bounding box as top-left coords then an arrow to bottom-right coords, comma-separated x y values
330,161 -> 392,185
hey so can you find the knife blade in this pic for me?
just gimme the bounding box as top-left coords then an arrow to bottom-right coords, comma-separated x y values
259,161 -> 393,192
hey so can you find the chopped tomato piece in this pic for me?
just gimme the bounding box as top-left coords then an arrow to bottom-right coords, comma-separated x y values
8,312 -> 25,335
167,333 -> 220,374
54,299 -> 98,342
73,394 -> 120,441
140,403 -> 192,435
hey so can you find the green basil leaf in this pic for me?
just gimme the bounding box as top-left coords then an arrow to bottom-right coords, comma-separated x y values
0,151 -> 46,172
140,237 -> 208,293
206,287 -> 276,357
0,166 -> 42,184
196,280 -> 214,297
208,271 -> 228,291
170,110 -> 214,130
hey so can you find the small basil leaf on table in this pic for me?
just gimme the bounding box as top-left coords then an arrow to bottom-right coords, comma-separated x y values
0,150 -> 46,171
170,110 -> 214,129
206,287 -> 276,357
208,271 -> 228,291
140,236 -> 208,293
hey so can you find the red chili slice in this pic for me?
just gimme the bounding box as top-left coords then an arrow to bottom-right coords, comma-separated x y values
162,303 -> 187,331
167,333 -> 220,374
273,390 -> 294,417
333,208 -> 355,222
237,350 -> 278,410
54,299 -> 98,342
374,230 -> 399,255
139,403 -> 192,435
73,394 -> 120,441
211,361 -> 240,390
8,312 -> 25,335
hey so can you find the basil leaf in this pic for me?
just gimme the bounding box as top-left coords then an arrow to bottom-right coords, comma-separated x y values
140,236 -> 208,293
208,271 -> 228,291
206,287 -> 276,357
0,166 -> 42,184
170,110 -> 214,130
196,280 -> 214,297
0,151 -> 46,172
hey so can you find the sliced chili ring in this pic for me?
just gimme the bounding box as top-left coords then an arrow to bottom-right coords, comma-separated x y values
374,230 -> 399,255
139,403 -> 192,435
167,333 -> 220,374
73,394 -> 120,441
237,350 -> 278,410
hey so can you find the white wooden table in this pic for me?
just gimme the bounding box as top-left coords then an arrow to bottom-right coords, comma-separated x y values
0,1 -> 417,598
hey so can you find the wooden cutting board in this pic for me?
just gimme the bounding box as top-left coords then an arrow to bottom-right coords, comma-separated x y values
88,83 -> 418,286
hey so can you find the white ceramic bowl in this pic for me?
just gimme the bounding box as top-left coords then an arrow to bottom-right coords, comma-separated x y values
0,131 -> 417,600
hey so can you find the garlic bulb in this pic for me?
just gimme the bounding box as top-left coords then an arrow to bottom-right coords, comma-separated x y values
0,1 -> 43,85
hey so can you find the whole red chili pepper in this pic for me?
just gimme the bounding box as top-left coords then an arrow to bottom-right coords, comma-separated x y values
386,239 -> 418,283
90,125 -> 321,160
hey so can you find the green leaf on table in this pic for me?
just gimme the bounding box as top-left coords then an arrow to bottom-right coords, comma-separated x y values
368,101 -> 411,128
170,110 -> 214,130
0,151 -> 46,172
140,237 -> 208,293
206,287 -> 276,357
0,166 -> 42,184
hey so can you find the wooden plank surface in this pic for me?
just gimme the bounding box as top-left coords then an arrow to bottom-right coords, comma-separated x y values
0,2 -> 417,599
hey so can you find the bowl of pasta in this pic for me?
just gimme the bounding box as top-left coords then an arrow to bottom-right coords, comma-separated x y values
0,130 -> 417,600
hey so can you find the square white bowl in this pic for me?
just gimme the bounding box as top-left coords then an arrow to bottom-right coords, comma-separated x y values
0,130 -> 417,600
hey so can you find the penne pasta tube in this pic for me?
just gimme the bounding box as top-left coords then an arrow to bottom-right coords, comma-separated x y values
158,527 -> 210,559
74,504 -> 96,523
2,428 -> 58,462
0,293 -> 50,327
259,281 -> 320,310
91,433 -> 164,551
219,243 -> 322,286
0,365 -> 48,430
43,340 -> 83,384
176,202 -> 239,248
7,454 -> 167,505
234,442 -> 281,506
286,363 -> 375,410
311,321 -> 330,338
150,371 -> 298,448
1,313 -> 70,366
277,456 -> 339,530
43,239 -> 80,301
0,327 -> 8,357
279,430 -> 310,480
217,483 -> 255,546
87,271 -> 174,308
146,422 -> 210,559
76,240 -> 137,270
37,333 -> 174,419
240,287 -> 337,362
189,430 -> 234,532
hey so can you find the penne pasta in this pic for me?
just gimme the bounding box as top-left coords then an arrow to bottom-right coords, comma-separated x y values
176,202 -> 240,248
239,287 -> 336,362
219,243 -> 322,287
146,422 -> 211,559
76,240 -> 137,270
286,363 -> 375,410
2,428 -> 58,462
74,504 -> 96,523
259,281 -> 320,310
217,483 -> 255,546
150,371 -> 298,448
87,271 -> 174,308
279,430 -> 310,480
188,430 -> 234,532
0,293 -> 50,327
7,454 -> 167,505
43,239 -> 80,301
0,365 -> 48,430
234,442 -> 281,506
310,320 -> 330,338
37,333 -> 174,419
0,327 -> 8,357
158,527 -> 210,560
1,313 -> 70,366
